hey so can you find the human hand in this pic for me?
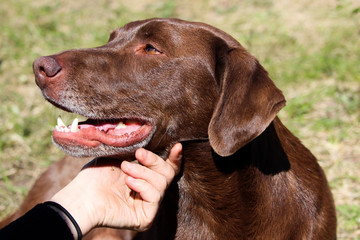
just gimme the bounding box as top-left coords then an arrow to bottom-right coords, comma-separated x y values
50,143 -> 182,237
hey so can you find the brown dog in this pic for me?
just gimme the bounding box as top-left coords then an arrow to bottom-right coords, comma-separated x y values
1,18 -> 336,239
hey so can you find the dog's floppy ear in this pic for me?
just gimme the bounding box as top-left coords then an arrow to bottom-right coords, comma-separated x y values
208,46 -> 286,157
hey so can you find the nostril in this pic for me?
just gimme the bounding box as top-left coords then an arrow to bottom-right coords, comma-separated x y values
39,66 -> 46,75
34,56 -> 62,78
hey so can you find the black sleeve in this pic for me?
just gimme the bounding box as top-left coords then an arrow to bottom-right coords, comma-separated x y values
0,203 -> 74,240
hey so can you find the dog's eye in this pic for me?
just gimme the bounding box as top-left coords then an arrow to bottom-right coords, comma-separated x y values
144,44 -> 161,55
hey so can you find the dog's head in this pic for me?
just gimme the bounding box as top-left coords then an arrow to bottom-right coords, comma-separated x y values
33,18 -> 285,158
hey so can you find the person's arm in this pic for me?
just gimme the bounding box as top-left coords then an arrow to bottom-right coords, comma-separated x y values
0,203 -> 75,240
0,143 -> 182,240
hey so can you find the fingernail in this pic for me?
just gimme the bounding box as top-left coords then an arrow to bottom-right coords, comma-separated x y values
122,161 -> 131,171
140,148 -> 148,158
136,148 -> 148,161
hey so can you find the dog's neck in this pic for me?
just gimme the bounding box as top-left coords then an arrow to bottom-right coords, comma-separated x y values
173,120 -> 291,239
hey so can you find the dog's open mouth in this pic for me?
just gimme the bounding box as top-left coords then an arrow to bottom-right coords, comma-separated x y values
52,116 -> 153,149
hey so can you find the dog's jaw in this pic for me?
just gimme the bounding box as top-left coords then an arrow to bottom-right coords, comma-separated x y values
51,116 -> 155,157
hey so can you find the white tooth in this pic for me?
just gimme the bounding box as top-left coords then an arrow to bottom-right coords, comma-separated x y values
70,118 -> 79,132
57,116 -> 66,127
115,121 -> 126,129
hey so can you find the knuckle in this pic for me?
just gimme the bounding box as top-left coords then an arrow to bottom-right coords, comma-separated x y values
159,177 -> 168,189
165,168 -> 176,180
154,191 -> 162,203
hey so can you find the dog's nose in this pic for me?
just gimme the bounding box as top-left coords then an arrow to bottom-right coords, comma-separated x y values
33,56 -> 62,88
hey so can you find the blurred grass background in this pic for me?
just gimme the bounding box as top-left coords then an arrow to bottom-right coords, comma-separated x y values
0,0 -> 359,238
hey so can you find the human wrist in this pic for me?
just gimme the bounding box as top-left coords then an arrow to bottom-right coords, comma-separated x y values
44,201 -> 83,240
50,188 -> 96,237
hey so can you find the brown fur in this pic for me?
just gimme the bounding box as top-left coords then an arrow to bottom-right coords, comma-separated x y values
1,18 -> 336,239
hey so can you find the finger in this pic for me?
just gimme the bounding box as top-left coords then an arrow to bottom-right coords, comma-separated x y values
135,148 -> 177,183
165,143 -> 182,175
121,161 -> 168,192
135,148 -> 165,170
125,176 -> 161,204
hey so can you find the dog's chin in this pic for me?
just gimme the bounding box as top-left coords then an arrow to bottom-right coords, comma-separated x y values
52,136 -> 150,158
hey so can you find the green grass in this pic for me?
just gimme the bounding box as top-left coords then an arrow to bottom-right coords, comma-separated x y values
338,204 -> 360,232
0,0 -> 359,238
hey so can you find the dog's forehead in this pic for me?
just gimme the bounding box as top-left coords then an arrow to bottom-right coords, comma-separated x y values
110,19 -> 216,44
121,18 -> 199,34
107,18 -> 241,56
